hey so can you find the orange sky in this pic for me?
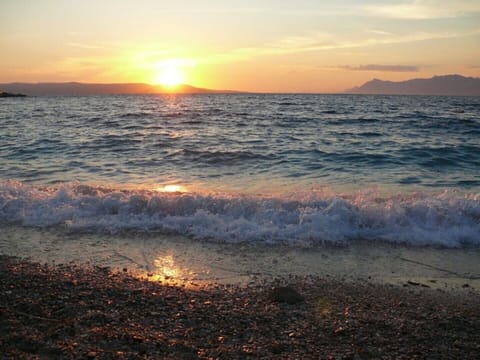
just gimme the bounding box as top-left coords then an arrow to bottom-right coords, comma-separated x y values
1,0 -> 479,92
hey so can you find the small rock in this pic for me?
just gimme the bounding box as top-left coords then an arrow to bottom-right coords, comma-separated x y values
269,286 -> 304,304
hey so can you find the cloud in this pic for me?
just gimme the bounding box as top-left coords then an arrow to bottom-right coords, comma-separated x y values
366,29 -> 394,36
66,42 -> 103,50
363,0 -> 480,20
341,64 -> 419,72
199,27 -> 480,65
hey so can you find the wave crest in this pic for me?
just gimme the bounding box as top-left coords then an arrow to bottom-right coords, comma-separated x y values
0,181 -> 479,247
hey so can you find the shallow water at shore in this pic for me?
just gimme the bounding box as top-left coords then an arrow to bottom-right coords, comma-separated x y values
1,225 -> 478,292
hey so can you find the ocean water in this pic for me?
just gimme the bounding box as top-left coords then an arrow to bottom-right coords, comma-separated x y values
1,94 -> 479,248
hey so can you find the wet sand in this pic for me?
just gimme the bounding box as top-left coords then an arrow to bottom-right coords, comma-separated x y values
0,225 -> 479,292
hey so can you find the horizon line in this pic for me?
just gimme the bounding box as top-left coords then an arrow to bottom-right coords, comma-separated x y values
2,73 -> 479,96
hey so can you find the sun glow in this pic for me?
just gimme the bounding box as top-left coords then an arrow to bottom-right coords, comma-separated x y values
153,60 -> 188,87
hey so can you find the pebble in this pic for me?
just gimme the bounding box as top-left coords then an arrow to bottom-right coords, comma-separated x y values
269,286 -> 304,304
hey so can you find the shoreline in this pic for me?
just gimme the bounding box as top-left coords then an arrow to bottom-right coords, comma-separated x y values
1,225 -> 479,293
1,255 -> 479,359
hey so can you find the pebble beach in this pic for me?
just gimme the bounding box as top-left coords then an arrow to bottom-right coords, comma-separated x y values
1,255 -> 479,359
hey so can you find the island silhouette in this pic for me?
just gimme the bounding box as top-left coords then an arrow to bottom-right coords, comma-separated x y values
347,74 -> 480,96
0,91 -> 27,97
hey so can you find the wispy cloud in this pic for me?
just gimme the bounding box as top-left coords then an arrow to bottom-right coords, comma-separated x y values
66,42 -> 103,50
200,27 -> 480,65
363,0 -> 480,20
366,29 -> 394,36
340,64 -> 419,72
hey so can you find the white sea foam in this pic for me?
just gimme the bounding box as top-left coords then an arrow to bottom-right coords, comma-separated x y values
0,181 -> 479,247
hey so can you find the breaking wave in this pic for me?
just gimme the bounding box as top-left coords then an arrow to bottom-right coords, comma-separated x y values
1,181 -> 479,248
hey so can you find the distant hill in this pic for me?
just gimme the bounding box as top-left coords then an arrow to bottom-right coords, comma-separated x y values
0,82 -> 240,96
0,91 -> 26,97
346,74 -> 480,96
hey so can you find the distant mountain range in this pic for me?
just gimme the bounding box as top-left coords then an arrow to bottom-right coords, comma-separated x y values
346,74 -> 480,96
0,82 -> 240,96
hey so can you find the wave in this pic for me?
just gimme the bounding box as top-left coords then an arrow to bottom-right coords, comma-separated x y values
180,149 -> 277,164
398,145 -> 480,168
0,181 -> 479,248
119,111 -> 153,119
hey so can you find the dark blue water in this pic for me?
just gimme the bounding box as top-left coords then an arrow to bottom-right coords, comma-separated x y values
0,94 -> 479,246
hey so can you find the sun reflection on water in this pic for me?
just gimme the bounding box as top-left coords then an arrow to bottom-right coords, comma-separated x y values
144,254 -> 197,287
154,254 -> 179,279
155,184 -> 187,193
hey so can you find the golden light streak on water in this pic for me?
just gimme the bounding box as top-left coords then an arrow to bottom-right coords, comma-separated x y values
138,254 -> 200,287
156,184 -> 188,193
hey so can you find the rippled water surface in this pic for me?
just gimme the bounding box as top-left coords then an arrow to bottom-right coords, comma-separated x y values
1,94 -> 479,189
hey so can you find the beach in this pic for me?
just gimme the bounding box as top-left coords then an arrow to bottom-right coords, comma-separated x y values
1,255 -> 479,359
1,225 -> 479,358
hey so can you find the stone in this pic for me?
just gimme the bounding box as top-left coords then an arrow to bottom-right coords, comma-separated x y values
269,286 -> 304,304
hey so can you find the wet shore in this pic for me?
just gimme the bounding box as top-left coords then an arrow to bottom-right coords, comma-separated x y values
1,225 -> 479,292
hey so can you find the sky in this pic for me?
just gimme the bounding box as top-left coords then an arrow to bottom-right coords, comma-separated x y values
1,0 -> 480,93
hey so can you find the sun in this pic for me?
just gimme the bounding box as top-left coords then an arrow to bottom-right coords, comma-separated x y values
154,61 -> 185,87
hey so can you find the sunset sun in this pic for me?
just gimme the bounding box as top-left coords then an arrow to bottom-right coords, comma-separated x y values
154,61 -> 185,87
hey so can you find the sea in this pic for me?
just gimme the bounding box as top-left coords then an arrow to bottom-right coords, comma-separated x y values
1,94 -> 479,285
